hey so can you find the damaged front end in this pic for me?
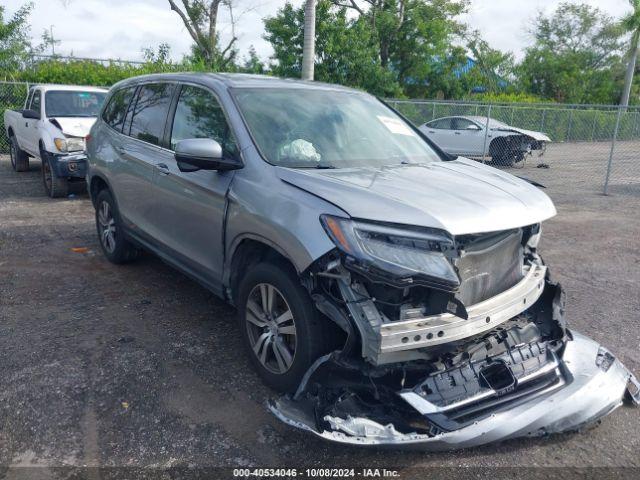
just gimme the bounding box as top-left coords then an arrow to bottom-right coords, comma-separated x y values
270,217 -> 639,449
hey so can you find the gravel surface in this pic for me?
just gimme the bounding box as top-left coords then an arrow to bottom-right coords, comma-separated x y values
0,152 -> 639,477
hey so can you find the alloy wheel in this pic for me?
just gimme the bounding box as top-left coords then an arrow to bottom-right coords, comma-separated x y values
98,200 -> 117,254
245,283 -> 297,374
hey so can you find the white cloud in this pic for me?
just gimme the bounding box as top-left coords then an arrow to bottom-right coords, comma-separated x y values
2,0 -> 632,64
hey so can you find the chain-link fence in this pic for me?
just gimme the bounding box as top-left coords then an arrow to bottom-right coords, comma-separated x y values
1,81 -> 638,195
0,81 -> 31,153
390,99 -> 640,195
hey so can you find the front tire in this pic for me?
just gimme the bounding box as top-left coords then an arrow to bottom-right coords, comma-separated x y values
95,189 -> 139,264
237,262 -> 335,393
41,153 -> 69,198
9,136 -> 29,172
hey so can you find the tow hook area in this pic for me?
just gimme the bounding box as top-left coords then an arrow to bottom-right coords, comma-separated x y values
480,361 -> 516,395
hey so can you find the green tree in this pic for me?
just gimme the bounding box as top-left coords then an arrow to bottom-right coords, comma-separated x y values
166,0 -> 238,69
620,0 -> 640,106
265,1 -> 401,96
329,0 -> 468,97
518,2 -> 624,104
265,1 -> 467,97
241,45 -> 265,74
463,31 -> 515,95
0,2 -> 34,74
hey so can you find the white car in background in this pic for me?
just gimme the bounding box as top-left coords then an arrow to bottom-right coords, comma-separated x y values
4,84 -> 108,197
419,115 -> 550,166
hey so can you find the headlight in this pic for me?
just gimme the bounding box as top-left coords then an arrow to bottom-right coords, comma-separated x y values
320,215 -> 459,289
53,138 -> 68,152
527,224 -> 542,249
66,137 -> 85,152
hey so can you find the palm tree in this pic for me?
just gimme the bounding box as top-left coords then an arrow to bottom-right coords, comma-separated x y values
621,0 -> 640,106
301,0 -> 316,80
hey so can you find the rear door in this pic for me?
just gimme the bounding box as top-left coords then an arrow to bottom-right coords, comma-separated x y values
107,83 -> 175,236
149,83 -> 240,290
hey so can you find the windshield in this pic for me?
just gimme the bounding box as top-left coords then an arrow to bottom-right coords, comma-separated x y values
233,88 -> 442,168
45,90 -> 107,118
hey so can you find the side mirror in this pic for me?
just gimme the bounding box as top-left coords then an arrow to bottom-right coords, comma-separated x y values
174,138 -> 242,172
22,109 -> 40,120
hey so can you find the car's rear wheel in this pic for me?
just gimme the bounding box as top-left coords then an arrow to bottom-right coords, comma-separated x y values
237,262 -> 335,393
41,153 -> 69,198
9,136 -> 29,172
95,189 -> 139,264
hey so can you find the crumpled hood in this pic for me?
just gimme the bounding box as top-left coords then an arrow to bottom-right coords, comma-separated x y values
51,117 -> 97,138
494,126 -> 551,142
277,158 -> 556,235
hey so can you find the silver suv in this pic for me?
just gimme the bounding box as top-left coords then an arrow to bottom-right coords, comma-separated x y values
87,73 -> 638,448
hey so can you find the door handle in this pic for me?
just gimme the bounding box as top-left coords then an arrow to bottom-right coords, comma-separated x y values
454,132 -> 461,135
25,122 -> 29,127
156,163 -> 170,175
115,146 -> 126,155
428,130 -> 435,133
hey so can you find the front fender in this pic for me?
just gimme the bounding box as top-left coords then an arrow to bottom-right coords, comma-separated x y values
223,173 -> 347,286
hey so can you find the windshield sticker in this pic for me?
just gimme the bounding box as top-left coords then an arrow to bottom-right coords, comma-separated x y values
377,115 -> 416,136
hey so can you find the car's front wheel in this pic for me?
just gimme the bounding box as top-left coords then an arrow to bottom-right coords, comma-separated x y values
41,154 -> 69,198
237,262 -> 336,393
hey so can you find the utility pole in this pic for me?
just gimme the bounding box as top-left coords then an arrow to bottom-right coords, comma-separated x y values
301,0 -> 316,81
50,25 -> 56,55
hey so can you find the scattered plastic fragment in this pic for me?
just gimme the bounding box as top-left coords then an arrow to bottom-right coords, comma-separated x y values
71,247 -> 89,253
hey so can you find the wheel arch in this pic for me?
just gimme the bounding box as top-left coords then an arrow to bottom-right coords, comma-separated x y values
89,173 -> 114,209
226,235 -> 301,305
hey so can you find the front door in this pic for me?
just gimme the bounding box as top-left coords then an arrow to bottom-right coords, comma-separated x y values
150,84 -> 239,290
24,89 -> 42,155
451,117 -> 486,156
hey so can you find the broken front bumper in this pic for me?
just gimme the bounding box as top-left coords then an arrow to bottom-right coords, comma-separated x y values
270,332 -> 639,449
46,151 -> 88,179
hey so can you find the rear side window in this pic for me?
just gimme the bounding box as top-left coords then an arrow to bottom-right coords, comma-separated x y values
128,83 -> 174,146
30,90 -> 41,112
25,88 -> 34,109
170,85 -> 238,157
427,118 -> 452,130
102,87 -> 136,132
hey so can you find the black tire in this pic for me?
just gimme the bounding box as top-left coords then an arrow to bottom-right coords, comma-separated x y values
9,136 -> 29,172
41,153 -> 69,198
95,189 -> 139,264
490,138 -> 515,167
237,262 -> 335,393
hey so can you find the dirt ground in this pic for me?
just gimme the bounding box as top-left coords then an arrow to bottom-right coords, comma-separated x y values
0,150 -> 639,478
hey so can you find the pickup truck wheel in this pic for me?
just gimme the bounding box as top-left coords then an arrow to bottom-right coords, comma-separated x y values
10,136 -> 29,172
237,262 -> 334,393
41,155 -> 69,198
95,189 -> 139,264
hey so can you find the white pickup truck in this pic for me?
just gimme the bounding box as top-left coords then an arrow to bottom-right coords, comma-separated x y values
4,84 -> 108,197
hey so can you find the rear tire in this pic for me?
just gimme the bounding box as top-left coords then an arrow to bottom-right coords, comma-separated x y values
237,262 -> 335,393
9,136 -> 29,172
95,189 -> 139,264
41,152 -> 69,198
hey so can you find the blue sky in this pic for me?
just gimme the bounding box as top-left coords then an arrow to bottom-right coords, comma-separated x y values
3,0 -> 632,64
